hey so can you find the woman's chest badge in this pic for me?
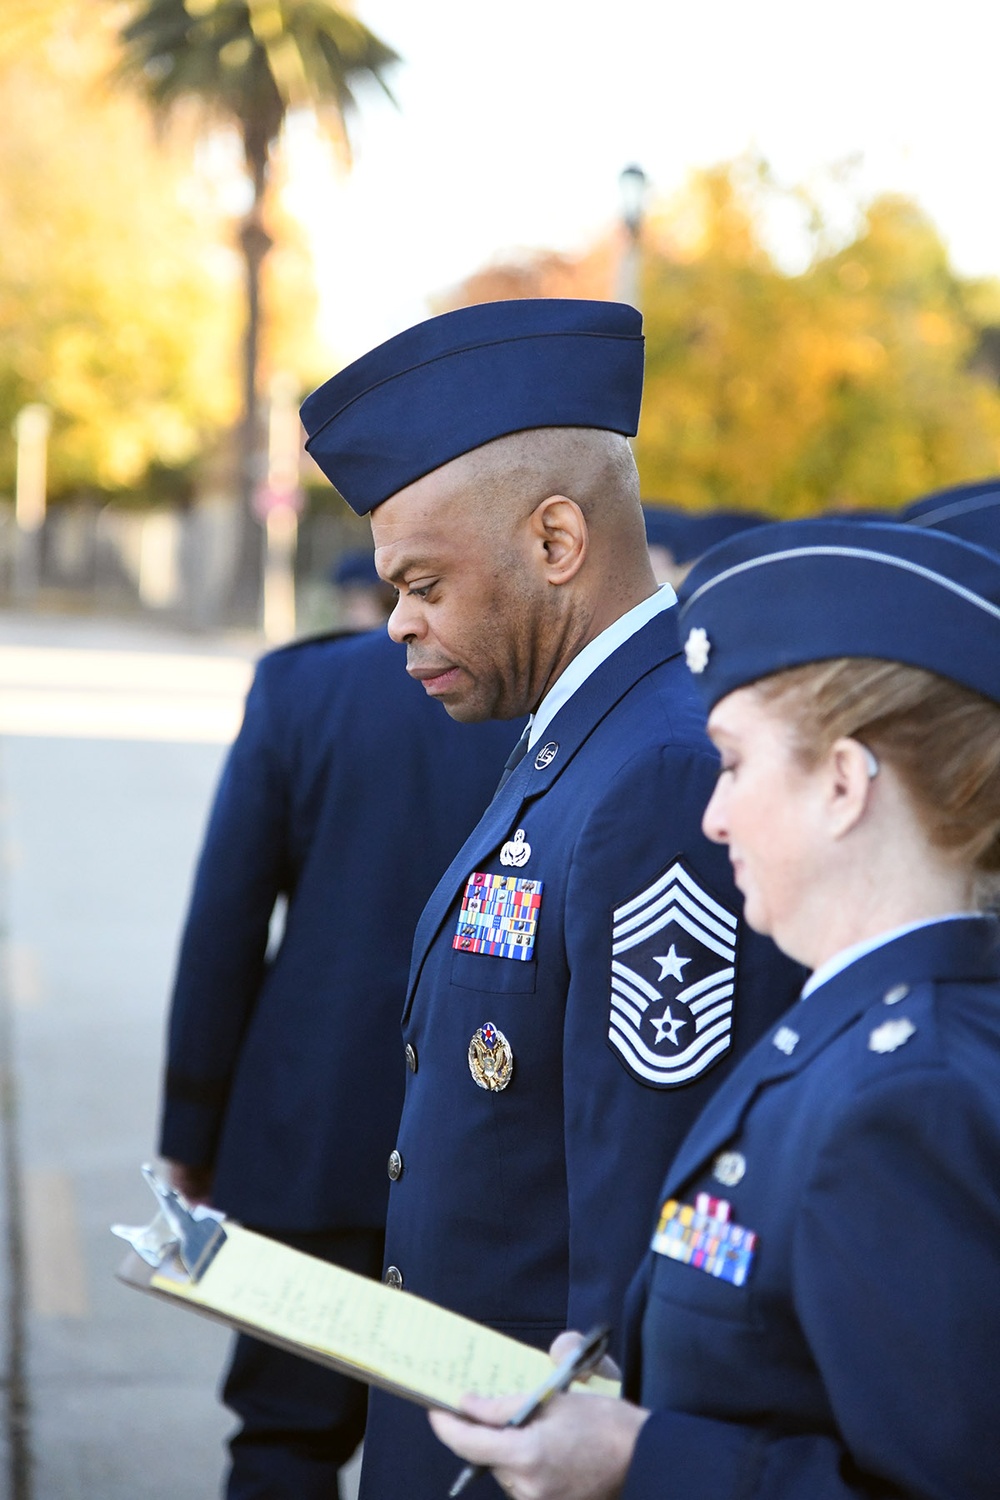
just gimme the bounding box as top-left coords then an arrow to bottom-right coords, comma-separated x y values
468,1022 -> 514,1091
500,828 -> 531,867
713,1150 -> 747,1187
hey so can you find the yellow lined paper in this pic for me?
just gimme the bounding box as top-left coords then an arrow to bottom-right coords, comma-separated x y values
151,1224 -> 619,1411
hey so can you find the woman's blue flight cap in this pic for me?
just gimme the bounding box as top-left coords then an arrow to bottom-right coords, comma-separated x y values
901,478 -> 1000,554
677,518 -> 1000,709
300,299 -> 644,515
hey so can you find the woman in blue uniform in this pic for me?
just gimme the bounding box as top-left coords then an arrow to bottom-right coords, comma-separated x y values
430,518 -> 1000,1500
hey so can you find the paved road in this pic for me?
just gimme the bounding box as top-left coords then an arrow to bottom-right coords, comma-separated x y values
0,612 -> 362,1500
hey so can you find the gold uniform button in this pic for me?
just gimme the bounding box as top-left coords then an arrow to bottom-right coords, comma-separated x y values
384,1265 -> 403,1289
387,1149 -> 403,1181
405,1043 -> 418,1073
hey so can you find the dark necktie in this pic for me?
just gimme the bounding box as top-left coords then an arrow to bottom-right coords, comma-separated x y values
495,726 -> 530,794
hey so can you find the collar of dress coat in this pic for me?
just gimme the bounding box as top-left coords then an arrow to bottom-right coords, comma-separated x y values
801,912 -> 981,999
527,583 -> 677,749
652,913 -> 1000,1203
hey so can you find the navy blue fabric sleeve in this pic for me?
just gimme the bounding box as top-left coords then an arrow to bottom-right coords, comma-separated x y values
791,1065 -> 1000,1498
623,1064 -> 1000,1499
158,662 -> 290,1168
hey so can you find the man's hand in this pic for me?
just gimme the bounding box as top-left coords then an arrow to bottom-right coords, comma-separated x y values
165,1160 -> 214,1206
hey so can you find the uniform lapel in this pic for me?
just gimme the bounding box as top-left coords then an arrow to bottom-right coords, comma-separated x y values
402,611 -> 679,1021
660,985 -> 859,1193
403,770 -> 530,1017
660,917 -> 1000,1196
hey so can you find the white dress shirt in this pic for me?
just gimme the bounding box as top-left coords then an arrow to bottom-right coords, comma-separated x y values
527,584 -> 677,749
801,912 -> 979,999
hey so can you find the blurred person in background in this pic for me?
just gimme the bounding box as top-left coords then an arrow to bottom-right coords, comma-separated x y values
159,625 -> 522,1500
330,547 -> 397,630
642,503 -> 767,588
901,475 -> 1000,550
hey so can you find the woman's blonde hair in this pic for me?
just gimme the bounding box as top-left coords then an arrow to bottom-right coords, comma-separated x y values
753,659 -> 1000,898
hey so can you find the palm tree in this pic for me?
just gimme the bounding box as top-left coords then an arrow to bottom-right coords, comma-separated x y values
115,0 -> 399,620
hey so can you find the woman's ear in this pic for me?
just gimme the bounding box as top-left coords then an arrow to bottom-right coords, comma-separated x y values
530,496 -> 588,585
827,737 -> 877,840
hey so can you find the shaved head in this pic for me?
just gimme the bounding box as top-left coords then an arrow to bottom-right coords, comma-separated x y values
371,425 -> 657,722
457,426 -> 643,540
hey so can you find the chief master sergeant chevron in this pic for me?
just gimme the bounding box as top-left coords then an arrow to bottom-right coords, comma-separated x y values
300,299 -> 803,1499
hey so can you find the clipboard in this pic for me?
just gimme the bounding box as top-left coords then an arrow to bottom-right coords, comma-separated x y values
114,1168 -> 620,1413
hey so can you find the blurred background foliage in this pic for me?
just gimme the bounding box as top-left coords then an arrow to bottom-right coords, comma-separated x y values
0,3 -> 240,498
0,0 -> 337,506
443,161 -> 1000,514
635,167 -> 1000,512
1,0 -> 999,533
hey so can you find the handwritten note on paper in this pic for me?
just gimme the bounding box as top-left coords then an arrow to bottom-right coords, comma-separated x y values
151,1225 -> 619,1410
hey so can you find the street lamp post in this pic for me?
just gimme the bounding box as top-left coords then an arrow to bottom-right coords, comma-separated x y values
617,163 -> 649,309
13,402 -> 52,601
257,372 -> 304,644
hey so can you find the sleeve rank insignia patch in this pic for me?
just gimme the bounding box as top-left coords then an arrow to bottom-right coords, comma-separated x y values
608,857 -> 739,1088
453,872 -> 543,961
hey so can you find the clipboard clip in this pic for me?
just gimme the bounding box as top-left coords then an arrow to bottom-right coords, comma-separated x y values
111,1163 -> 227,1281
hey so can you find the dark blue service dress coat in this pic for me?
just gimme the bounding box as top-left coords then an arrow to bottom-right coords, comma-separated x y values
621,916 -> 1000,1500
159,628 -> 521,1231
360,608 -> 803,1500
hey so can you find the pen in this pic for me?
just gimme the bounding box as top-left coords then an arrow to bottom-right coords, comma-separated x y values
447,1323 -> 612,1497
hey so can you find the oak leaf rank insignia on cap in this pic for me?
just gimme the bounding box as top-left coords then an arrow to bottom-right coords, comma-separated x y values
684,627 -> 711,674
678,518 -> 1000,711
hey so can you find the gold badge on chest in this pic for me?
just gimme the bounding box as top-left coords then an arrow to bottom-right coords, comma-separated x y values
468,1022 -> 514,1092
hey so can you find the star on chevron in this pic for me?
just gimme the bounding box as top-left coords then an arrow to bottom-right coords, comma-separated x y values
651,1007 -> 686,1046
654,944 -> 692,983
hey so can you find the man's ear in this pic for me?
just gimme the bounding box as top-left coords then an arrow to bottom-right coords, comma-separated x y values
827,737 -> 877,840
530,496 -> 588,585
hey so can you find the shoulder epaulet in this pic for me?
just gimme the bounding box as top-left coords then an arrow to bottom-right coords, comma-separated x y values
258,628 -> 358,666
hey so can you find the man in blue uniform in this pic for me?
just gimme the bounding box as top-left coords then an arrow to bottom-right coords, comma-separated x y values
300,298 -> 803,1499
159,625 -> 521,1499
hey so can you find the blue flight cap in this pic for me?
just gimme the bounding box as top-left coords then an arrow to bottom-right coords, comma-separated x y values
677,518 -> 1000,709
901,478 -> 1000,555
301,299 -> 645,515
643,504 -> 769,562
330,548 -> 381,587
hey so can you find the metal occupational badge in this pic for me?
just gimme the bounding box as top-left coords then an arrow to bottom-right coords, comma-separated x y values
453,872 -> 543,960
468,1022 -> 514,1091
608,857 -> 738,1088
499,828 -> 531,868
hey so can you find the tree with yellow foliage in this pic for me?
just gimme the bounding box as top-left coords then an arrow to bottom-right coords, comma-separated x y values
637,166 -> 1000,512
0,8 -> 241,497
115,0 -> 399,615
443,160 -> 1000,516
